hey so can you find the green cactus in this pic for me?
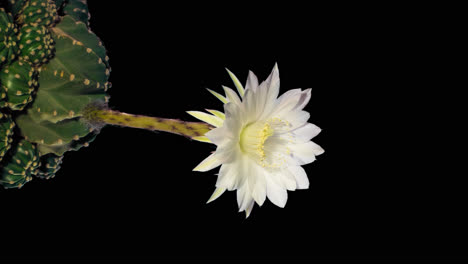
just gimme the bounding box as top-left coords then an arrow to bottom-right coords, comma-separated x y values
0,139 -> 39,188
6,0 -> 28,17
0,59 -> 38,110
62,0 -> 88,26
0,8 -> 19,66
0,112 -> 14,162
18,0 -> 57,27
35,153 -> 62,179
18,23 -> 54,65
0,0 -> 213,189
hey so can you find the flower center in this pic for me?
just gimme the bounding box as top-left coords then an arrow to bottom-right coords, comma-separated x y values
239,118 -> 291,168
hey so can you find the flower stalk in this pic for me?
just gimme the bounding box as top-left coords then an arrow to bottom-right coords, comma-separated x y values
83,104 -> 214,139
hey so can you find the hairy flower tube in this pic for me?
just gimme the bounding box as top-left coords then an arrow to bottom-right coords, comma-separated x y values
188,64 -> 324,217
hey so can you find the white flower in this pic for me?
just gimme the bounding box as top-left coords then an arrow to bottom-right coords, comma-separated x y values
188,64 -> 324,217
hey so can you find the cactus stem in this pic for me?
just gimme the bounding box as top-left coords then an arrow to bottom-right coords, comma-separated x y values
83,104 -> 214,139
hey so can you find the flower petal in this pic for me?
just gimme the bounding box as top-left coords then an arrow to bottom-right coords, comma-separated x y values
259,64 -> 281,120
237,183 -> 253,212
187,111 -> 224,127
206,109 -> 225,120
207,88 -> 228,104
283,110 -> 310,129
251,165 -> 267,206
205,126 -> 229,145
216,164 -> 238,191
273,88 -> 311,117
289,141 -> 324,165
266,176 -> 288,208
293,123 -> 322,143
207,187 -> 226,203
226,68 -> 245,97
193,153 -> 222,172
192,136 -> 211,143
245,70 -> 259,93
245,199 -> 255,218
222,86 -> 242,106
287,166 -> 309,189
293,88 -> 312,112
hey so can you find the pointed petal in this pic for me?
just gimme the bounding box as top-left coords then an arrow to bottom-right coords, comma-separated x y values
216,164 -> 238,191
187,111 -> 223,127
288,166 -> 309,189
293,123 -> 321,142
283,110 -> 310,129
245,199 -> 255,218
245,70 -> 259,93
289,141 -> 324,165
207,88 -> 228,104
207,187 -> 226,203
293,88 -> 311,112
226,68 -> 245,97
273,88 -> 311,117
236,184 -> 252,211
206,109 -> 225,120
192,136 -> 211,143
222,86 -> 242,106
205,126 -> 229,145
193,153 -> 222,172
260,64 -> 280,119
252,174 -> 267,206
266,176 -> 288,208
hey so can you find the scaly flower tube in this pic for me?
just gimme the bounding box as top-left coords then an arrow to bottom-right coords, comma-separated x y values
188,64 -> 324,217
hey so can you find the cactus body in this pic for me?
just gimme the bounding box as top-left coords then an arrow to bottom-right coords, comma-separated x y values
0,113 -> 15,162
6,0 -> 29,17
0,59 -> 38,110
0,139 -> 39,189
1,1 -> 110,189
0,9 -> 20,66
18,23 -> 54,65
63,0 -> 89,27
19,0 -> 57,27
35,153 -> 62,179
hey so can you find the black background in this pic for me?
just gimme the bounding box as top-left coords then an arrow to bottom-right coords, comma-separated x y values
0,1 -> 463,262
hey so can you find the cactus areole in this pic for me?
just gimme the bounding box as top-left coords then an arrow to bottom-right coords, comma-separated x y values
0,0 -> 212,189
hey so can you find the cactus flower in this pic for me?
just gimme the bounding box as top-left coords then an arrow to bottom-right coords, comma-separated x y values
188,64 -> 324,217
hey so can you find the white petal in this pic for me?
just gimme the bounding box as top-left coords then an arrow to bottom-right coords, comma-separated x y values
287,166 -> 309,189
266,176 -> 288,208
192,136 -> 211,143
222,86 -> 242,106
283,110 -> 310,129
273,89 -> 311,117
205,126 -> 229,146
289,141 -> 324,165
207,88 -> 228,104
216,164 -> 238,190
259,64 -> 280,120
207,187 -> 226,203
193,153 -> 222,172
223,102 -> 243,133
187,111 -> 223,127
280,169 -> 297,191
293,123 -> 321,143
226,68 -> 245,97
206,109 -> 225,120
237,183 -> 252,211
293,88 -> 311,112
245,70 -> 258,93
251,165 -> 267,206
245,199 -> 255,218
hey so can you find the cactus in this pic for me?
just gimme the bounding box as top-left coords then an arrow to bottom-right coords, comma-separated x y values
0,8 -> 19,66
0,0 -> 213,189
